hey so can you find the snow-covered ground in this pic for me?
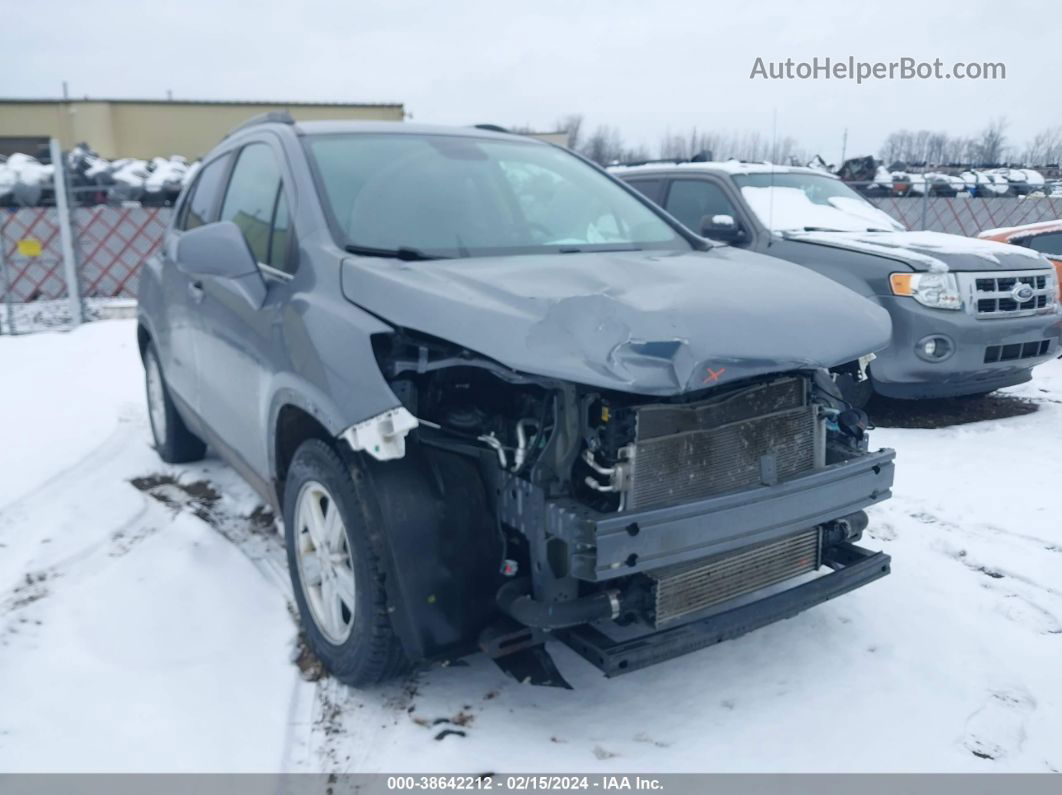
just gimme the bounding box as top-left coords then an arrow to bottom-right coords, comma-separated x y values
0,319 -> 1059,773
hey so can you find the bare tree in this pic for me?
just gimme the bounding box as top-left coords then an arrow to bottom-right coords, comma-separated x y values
974,117 -> 1009,165
580,125 -> 635,165
1023,125 -> 1062,165
557,114 -> 584,151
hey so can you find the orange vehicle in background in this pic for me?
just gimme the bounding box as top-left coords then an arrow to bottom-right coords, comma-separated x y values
978,220 -> 1062,297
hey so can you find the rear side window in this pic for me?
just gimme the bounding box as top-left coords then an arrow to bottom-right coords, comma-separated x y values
625,178 -> 664,203
178,156 -> 229,231
664,179 -> 738,231
1026,232 -> 1062,257
219,143 -> 295,272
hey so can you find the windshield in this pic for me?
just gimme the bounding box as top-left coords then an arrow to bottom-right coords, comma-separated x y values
734,172 -> 905,233
305,133 -> 688,258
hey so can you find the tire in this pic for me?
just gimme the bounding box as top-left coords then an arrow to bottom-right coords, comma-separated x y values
834,371 -> 874,409
283,439 -> 407,686
144,342 -> 207,463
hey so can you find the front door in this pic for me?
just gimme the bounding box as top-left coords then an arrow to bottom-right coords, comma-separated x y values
193,140 -> 298,479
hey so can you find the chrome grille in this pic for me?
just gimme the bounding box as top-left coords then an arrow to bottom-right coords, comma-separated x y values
627,377 -> 823,510
648,528 -> 821,627
961,270 -> 1058,318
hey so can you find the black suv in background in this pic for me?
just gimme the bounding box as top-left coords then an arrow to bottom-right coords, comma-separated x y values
137,116 -> 896,687
613,160 -> 1061,403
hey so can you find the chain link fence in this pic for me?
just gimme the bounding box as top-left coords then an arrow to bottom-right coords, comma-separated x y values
867,195 -> 1062,237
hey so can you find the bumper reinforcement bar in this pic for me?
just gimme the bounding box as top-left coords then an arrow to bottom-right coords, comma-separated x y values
557,542 -> 891,677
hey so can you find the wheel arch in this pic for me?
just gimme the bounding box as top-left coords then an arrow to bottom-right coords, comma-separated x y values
272,401 -> 337,503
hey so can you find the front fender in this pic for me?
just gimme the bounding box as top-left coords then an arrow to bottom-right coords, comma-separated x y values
265,289 -> 404,482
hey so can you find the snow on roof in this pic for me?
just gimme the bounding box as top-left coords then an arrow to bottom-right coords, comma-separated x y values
978,218 -> 1062,240
609,160 -> 835,178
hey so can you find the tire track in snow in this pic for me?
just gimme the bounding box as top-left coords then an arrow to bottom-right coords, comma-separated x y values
130,469 -> 408,771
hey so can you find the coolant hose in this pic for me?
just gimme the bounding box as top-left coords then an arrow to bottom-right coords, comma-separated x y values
496,578 -> 621,629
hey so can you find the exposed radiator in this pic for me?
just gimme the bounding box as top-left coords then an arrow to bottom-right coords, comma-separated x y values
627,377 -> 823,510
648,528 -> 822,627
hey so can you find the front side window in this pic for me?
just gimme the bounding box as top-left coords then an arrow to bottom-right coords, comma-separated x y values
178,155 -> 229,231
220,143 -> 294,272
664,180 -> 738,231
268,191 -> 293,272
733,172 -> 904,233
305,133 -> 687,258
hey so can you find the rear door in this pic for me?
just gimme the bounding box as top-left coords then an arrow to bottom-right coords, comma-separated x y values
193,138 -> 298,480
162,154 -> 230,413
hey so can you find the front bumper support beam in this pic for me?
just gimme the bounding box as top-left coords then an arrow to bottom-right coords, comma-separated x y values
557,542 -> 891,677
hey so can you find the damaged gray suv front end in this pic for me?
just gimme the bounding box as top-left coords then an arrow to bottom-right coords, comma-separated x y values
137,120 -> 897,686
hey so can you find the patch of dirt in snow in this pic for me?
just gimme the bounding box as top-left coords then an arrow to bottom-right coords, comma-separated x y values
293,632 -> 327,682
130,474 -> 222,523
1,571 -> 51,646
869,393 -> 1039,429
7,571 -> 50,609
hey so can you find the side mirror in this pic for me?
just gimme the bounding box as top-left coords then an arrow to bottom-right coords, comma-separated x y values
176,221 -> 266,308
177,221 -> 260,279
700,213 -> 743,243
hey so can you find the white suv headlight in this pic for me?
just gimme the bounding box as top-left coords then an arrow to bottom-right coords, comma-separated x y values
889,272 -> 962,310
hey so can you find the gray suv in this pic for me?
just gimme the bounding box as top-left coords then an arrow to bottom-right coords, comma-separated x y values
137,116 -> 896,687
612,161 -> 1061,403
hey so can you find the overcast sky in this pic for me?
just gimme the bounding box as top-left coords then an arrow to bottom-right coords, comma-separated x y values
3,0 -> 1058,161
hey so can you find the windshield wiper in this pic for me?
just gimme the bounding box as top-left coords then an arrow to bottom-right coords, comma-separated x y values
800,226 -> 893,233
344,243 -> 449,261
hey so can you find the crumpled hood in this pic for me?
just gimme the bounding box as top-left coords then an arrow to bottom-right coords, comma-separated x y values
341,248 -> 892,395
785,229 -> 1051,273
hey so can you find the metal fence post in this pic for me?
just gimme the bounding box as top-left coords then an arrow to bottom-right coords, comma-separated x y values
50,137 -> 83,326
920,179 -> 929,231
0,218 -> 15,335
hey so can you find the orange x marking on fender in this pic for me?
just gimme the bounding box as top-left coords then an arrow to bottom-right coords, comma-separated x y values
703,367 -> 726,384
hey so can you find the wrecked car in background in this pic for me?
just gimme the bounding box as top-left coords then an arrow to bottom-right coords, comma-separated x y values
613,160 -> 1062,403
137,116 -> 896,687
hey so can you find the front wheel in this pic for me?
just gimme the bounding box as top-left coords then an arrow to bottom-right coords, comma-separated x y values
283,440 -> 407,686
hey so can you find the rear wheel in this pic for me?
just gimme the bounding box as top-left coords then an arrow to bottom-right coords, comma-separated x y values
144,342 -> 206,463
283,440 -> 406,686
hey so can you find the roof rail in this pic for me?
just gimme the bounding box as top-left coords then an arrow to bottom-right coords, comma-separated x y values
471,123 -> 511,133
611,156 -> 689,168
226,110 -> 296,137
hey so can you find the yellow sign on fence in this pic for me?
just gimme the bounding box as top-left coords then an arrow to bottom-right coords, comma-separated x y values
17,238 -> 42,257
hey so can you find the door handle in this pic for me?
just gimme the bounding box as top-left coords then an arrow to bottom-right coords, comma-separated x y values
188,280 -> 204,303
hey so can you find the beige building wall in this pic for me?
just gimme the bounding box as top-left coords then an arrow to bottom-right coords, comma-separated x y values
0,99 -> 405,159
